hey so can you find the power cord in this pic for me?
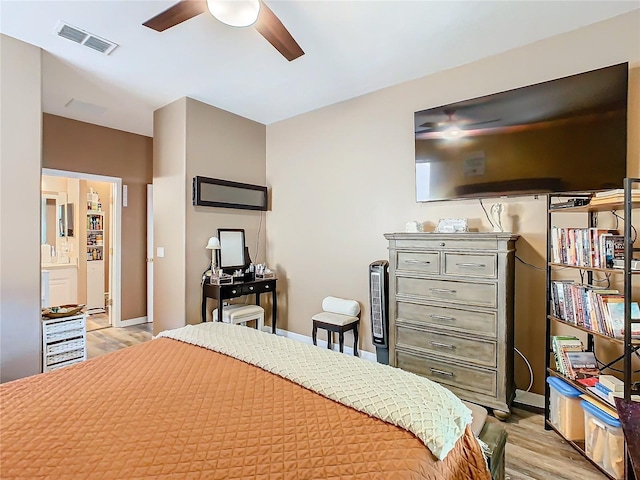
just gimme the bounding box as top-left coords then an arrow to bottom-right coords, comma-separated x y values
515,255 -> 546,271
515,347 -> 534,392
479,198 -> 494,229
254,210 -> 264,263
610,210 -> 638,242
594,348 -> 640,374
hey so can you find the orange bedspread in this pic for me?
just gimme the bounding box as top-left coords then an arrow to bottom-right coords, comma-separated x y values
1,338 -> 490,479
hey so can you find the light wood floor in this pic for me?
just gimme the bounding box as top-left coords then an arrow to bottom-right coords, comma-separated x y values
86,312 -> 111,332
86,322 -> 152,359
85,327 -> 604,478
487,409 -> 605,480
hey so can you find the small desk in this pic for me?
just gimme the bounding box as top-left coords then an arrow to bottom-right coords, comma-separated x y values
614,397 -> 640,480
202,278 -> 277,333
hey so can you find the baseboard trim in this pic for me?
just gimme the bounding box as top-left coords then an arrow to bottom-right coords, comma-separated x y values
514,389 -> 545,412
118,316 -> 148,328
274,328 -> 377,362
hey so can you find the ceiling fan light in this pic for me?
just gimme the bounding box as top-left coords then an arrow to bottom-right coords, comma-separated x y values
207,0 -> 261,27
443,125 -> 464,140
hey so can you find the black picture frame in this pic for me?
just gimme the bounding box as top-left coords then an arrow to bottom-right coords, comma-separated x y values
192,176 -> 267,211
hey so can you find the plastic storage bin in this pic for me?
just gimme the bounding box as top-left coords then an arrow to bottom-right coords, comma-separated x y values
581,400 -> 624,480
546,376 -> 584,440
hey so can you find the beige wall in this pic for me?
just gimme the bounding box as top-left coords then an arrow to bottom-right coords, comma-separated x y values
185,98 -> 267,325
152,98 -> 266,334
266,11 -> 640,395
0,35 -> 42,382
152,98 -> 187,334
42,114 -> 152,320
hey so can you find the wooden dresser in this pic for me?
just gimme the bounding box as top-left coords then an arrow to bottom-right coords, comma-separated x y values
384,232 -> 518,418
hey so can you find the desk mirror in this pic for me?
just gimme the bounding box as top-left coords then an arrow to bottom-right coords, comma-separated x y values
217,229 -> 246,271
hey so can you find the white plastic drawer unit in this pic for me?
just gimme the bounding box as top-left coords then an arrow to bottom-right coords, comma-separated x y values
44,317 -> 84,335
45,338 -> 85,356
42,313 -> 87,372
45,349 -> 85,366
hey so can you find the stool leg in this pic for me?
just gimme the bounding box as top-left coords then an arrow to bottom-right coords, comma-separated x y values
339,330 -> 344,353
312,323 -> 317,346
353,324 -> 359,357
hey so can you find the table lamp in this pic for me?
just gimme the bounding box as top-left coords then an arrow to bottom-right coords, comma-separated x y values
205,236 -> 221,273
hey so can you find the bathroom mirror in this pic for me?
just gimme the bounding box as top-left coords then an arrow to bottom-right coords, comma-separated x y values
42,195 -> 58,245
66,203 -> 75,237
217,229 -> 246,271
58,204 -> 66,237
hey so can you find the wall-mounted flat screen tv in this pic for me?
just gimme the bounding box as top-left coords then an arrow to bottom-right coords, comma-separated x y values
414,63 -> 628,202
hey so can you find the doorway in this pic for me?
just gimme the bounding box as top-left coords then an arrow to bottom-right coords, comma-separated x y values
41,169 -> 123,329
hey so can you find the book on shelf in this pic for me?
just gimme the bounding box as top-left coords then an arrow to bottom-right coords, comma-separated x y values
594,188 -> 640,198
550,227 -> 620,268
565,350 -> 599,380
599,374 -> 624,393
576,377 -> 599,387
586,386 -> 616,407
551,336 -> 583,376
603,234 -> 625,269
608,391 -> 640,403
604,300 -> 640,339
550,282 -> 624,336
590,189 -> 640,205
579,394 -> 619,419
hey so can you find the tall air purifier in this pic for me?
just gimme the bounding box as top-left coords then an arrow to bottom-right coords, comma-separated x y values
369,260 -> 389,364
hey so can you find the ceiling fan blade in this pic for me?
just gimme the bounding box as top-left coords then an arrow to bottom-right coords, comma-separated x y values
254,1 -> 304,61
466,118 -> 502,127
143,0 -> 208,32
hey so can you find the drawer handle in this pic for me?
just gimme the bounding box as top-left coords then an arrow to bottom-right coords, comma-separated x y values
405,259 -> 431,265
249,286 -> 254,291
439,242 -> 445,247
430,368 -> 454,377
231,289 -> 237,295
430,341 -> 455,350
428,314 -> 455,321
429,288 -> 457,294
265,285 -> 270,289
456,263 -> 486,268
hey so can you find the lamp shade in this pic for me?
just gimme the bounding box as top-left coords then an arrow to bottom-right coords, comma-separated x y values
206,237 -> 221,250
206,0 -> 260,27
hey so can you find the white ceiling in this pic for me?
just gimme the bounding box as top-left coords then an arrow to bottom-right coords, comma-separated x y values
1,1 -> 638,137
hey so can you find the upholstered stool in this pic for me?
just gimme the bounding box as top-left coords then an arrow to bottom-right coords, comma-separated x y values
312,296 -> 360,356
213,304 -> 265,331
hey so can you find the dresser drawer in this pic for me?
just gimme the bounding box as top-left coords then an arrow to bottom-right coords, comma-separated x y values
443,253 -> 496,278
396,238 -> 498,251
396,277 -> 497,308
396,325 -> 496,367
396,252 -> 439,274
396,349 -> 497,397
397,301 -> 497,337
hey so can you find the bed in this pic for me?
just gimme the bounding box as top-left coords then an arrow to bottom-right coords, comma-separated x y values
1,323 -> 497,479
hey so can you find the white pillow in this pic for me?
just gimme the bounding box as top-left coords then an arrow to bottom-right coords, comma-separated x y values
322,296 -> 360,316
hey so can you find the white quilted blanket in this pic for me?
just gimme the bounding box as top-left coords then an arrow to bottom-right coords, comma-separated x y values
157,322 -> 472,460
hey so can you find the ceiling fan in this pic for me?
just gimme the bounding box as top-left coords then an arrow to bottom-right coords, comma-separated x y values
417,108 -> 501,134
143,0 -> 304,62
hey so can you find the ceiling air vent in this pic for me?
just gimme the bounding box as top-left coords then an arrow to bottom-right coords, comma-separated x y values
54,21 -> 118,55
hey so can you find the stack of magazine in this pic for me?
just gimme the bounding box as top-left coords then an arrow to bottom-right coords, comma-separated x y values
589,188 -> 640,206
